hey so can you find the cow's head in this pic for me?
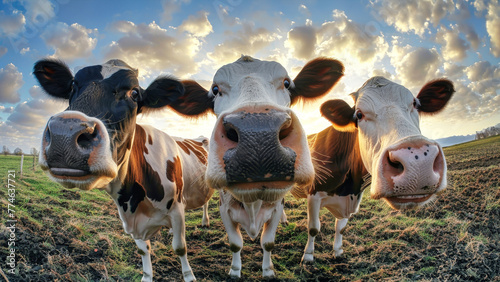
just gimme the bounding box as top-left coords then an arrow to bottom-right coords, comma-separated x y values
169,56 -> 344,203
34,59 -> 184,190
321,77 -> 454,209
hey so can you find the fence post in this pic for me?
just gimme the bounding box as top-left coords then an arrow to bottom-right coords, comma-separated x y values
20,154 -> 24,178
33,154 -> 36,171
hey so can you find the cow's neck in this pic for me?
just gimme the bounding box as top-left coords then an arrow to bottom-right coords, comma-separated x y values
106,125 -> 137,197
311,126 -> 368,195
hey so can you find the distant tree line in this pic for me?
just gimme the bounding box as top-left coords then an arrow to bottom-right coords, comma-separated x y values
1,146 -> 40,156
476,124 -> 500,140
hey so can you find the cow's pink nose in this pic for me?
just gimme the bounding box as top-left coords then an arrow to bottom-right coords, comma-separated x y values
382,142 -> 445,195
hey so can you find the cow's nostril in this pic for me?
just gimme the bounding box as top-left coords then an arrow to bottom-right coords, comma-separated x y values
44,126 -> 51,145
387,156 -> 404,173
77,127 -> 98,150
225,126 -> 239,143
279,118 -> 293,140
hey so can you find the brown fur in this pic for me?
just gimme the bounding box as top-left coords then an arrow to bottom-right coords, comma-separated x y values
166,156 -> 184,203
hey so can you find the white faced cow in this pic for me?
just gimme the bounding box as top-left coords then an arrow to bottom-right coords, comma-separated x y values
293,76 -> 454,262
167,56 -> 344,278
34,59 -> 214,281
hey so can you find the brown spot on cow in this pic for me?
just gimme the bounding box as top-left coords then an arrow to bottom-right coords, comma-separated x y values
119,125 -> 164,213
175,140 -> 208,165
167,156 -> 184,202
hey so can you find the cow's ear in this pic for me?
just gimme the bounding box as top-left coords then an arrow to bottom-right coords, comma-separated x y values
168,80 -> 214,117
416,79 -> 454,114
320,99 -> 357,132
33,59 -> 74,99
290,58 -> 344,105
140,76 -> 184,113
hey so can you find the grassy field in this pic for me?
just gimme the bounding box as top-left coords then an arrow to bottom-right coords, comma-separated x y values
0,135 -> 499,281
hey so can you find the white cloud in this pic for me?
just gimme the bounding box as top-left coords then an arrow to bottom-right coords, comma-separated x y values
0,106 -> 14,113
390,44 -> 441,89
0,63 -> 23,104
436,25 -> 469,61
0,10 -> 25,35
21,0 -> 55,26
286,24 -> 316,60
286,10 -> 389,74
298,4 -> 311,18
20,47 -> 30,54
443,62 -> 466,79
465,61 -> 500,82
207,22 -> 278,66
29,85 -> 51,99
458,23 -> 480,50
105,20 -> 203,77
473,0 -> 488,14
179,11 -> 213,37
0,96 -> 67,153
485,0 -> 500,57
371,0 -> 454,36
41,22 -> 97,61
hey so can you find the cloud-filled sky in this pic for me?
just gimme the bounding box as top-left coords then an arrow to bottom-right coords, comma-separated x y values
0,0 -> 498,153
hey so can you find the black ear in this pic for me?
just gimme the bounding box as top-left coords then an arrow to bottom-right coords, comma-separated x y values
33,59 -> 74,99
140,76 -> 184,114
168,80 -> 214,117
416,79 -> 455,114
290,58 -> 344,104
320,99 -> 357,132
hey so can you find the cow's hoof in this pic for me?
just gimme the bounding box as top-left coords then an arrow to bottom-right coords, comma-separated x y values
141,274 -> 153,282
334,248 -> 343,258
301,253 -> 314,263
262,268 -> 275,277
229,267 -> 241,278
183,270 -> 196,282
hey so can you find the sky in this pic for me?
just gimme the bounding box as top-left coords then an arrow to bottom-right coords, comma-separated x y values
0,0 -> 499,154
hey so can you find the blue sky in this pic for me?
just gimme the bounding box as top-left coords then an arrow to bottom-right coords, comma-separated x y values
0,0 -> 499,153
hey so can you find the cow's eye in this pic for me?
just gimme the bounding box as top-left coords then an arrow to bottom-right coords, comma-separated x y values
413,98 -> 420,109
212,85 -> 219,95
284,78 -> 291,89
355,109 -> 364,120
130,89 -> 140,102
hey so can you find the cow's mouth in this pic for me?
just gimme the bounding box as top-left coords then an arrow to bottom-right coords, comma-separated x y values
226,181 -> 294,203
383,193 -> 435,210
50,168 -> 91,177
385,193 -> 433,203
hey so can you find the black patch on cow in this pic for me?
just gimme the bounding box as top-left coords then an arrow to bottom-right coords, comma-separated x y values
166,199 -> 174,210
117,181 -> 146,213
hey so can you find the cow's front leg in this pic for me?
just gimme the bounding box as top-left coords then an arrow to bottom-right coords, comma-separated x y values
170,201 -> 196,281
260,200 -> 283,278
302,192 -> 322,263
201,202 -> 210,227
220,205 -> 243,278
333,218 -> 348,257
134,239 -> 153,282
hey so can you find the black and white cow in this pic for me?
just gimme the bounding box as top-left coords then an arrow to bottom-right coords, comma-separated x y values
165,55 -> 345,278
35,59 -> 214,281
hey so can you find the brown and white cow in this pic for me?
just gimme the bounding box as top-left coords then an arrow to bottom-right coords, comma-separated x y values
34,59 -> 214,281
293,76 -> 454,262
167,55 -> 344,277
